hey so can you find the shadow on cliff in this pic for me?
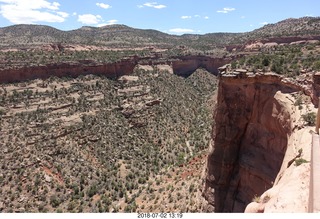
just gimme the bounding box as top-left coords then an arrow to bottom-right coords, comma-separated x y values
171,55 -> 232,77
0,55 -> 235,84
204,76 -> 300,212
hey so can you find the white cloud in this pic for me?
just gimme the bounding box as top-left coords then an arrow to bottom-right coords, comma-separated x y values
107,19 -> 118,25
72,12 -> 77,16
138,2 -> 166,9
78,14 -> 103,25
260,21 -> 269,25
217,7 -> 235,13
96,3 -> 111,9
57,11 -> 69,18
241,16 -> 245,19
181,16 -> 191,19
183,15 -> 208,20
97,19 -> 118,27
0,0 -> 68,24
169,28 -> 195,34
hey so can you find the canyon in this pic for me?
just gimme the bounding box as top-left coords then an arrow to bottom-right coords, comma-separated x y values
1,17 -> 320,213
1,59 -> 318,213
0,51 -> 319,213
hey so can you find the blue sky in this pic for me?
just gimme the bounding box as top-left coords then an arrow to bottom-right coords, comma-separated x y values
0,0 -> 319,34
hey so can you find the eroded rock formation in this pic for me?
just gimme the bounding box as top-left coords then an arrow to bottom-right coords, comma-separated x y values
202,73 -> 313,212
171,56 -> 233,77
0,59 -> 138,83
0,55 -> 233,83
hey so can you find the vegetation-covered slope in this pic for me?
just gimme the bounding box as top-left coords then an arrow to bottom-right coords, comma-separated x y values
0,67 -> 217,213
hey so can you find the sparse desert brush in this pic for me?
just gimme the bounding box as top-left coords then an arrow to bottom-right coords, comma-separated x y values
302,112 -> 316,126
0,62 -> 216,212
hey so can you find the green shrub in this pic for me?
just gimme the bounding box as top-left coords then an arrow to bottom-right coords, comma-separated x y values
50,195 -> 61,208
262,195 -> 271,203
302,112 -> 316,126
314,60 -> 320,70
295,158 -> 308,166
294,96 -> 303,106
86,184 -> 98,197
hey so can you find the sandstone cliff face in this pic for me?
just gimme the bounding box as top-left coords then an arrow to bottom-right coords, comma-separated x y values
203,73 -> 310,212
0,55 -> 233,84
243,101 -> 315,213
0,59 -> 137,84
171,56 -> 232,77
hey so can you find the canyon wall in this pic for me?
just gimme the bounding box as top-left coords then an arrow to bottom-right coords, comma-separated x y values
203,73 -> 308,212
0,59 -> 138,84
171,56 -> 233,77
0,55 -> 233,84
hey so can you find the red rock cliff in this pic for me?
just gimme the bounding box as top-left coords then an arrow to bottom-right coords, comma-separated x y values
0,59 -> 137,83
0,55 -> 235,83
171,56 -> 232,77
202,73 -> 307,212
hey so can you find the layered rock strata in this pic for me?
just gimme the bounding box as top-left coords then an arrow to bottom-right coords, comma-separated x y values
203,72 -> 316,212
0,55 -> 233,83
0,59 -> 138,83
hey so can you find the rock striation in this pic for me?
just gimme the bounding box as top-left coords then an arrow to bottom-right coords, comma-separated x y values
0,55 -> 233,83
171,56 -> 232,77
202,70 -> 317,212
0,59 -> 138,83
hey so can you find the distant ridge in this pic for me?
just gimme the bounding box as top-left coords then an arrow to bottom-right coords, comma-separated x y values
0,17 -> 319,49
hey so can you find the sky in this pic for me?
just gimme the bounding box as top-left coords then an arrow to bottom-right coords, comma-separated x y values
0,0 -> 319,35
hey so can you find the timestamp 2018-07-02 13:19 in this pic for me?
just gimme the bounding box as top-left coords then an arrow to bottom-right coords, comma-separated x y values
137,213 -> 183,218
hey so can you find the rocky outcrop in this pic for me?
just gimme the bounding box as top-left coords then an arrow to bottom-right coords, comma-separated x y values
312,72 -> 320,106
171,56 -> 233,77
243,119 -> 315,213
0,59 -> 138,83
138,55 -> 235,77
226,36 -> 320,52
0,55 -> 235,84
202,72 -> 313,212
